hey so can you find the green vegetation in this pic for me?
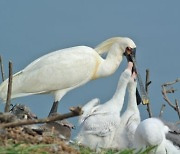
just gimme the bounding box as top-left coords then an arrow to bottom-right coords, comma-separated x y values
0,141 -> 156,154
0,143 -> 51,154
78,145 -> 157,154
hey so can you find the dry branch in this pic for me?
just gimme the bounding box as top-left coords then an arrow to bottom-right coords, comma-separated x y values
165,88 -> 176,94
0,56 -> 5,81
175,99 -> 180,119
162,86 -> 176,109
162,78 -> 180,87
175,120 -> 180,126
4,61 -> 13,112
161,78 -> 180,119
0,106 -> 83,128
145,69 -> 152,118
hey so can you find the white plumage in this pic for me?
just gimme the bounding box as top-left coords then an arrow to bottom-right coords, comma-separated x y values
111,71 -> 140,149
134,118 -> 180,154
78,98 -> 100,124
0,37 -> 136,114
76,63 -> 133,150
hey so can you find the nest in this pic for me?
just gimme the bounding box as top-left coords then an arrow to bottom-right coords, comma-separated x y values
0,126 -> 79,154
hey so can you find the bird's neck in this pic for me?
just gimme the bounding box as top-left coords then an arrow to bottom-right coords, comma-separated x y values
111,70 -> 130,109
97,43 -> 123,78
126,87 -> 139,112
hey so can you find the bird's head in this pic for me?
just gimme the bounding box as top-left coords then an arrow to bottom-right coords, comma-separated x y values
95,37 -> 137,71
10,104 -> 38,119
117,37 -> 137,74
119,37 -> 136,62
95,37 -> 136,58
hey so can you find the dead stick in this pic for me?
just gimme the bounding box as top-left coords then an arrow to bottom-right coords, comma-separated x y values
161,85 -> 176,109
162,81 -> 180,119
0,106 -> 82,128
0,56 -> 5,81
4,61 -> 13,112
163,78 -> 180,87
175,120 -> 180,126
175,99 -> 180,119
145,69 -> 152,117
166,88 -> 176,94
159,104 -> 166,118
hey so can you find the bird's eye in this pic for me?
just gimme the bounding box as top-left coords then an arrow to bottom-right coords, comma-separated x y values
125,47 -> 133,55
126,47 -> 132,51
19,107 -> 24,111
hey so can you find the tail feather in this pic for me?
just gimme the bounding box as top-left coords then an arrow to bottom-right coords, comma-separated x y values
0,78 -> 9,102
0,71 -> 24,102
0,70 -> 50,102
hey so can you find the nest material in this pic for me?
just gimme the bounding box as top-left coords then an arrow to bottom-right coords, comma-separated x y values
0,126 -> 79,154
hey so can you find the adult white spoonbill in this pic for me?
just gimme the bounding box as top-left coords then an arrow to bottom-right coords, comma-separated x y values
134,118 -> 180,154
111,71 -> 141,149
0,37 -> 136,115
76,62 -> 133,150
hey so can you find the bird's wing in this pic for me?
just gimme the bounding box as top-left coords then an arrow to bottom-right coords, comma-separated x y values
125,113 -> 141,141
8,46 -> 100,95
79,102 -> 114,125
166,131 -> 180,148
23,46 -> 97,72
79,98 -> 100,124
82,112 -> 120,137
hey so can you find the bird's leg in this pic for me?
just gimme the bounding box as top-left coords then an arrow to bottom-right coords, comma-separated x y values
48,101 -> 59,117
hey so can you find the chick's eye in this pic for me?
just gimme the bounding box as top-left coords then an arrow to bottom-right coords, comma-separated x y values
19,107 -> 24,111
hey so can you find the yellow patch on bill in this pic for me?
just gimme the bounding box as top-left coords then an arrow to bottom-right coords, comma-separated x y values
142,98 -> 149,105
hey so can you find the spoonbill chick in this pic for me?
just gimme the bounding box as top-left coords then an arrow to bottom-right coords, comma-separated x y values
111,71 -> 140,149
76,62 -> 133,150
0,37 -> 136,115
134,118 -> 180,154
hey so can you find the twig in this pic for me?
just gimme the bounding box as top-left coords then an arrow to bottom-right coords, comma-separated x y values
0,56 -> 5,81
175,120 -> 180,126
162,78 -> 180,87
162,86 -> 176,109
165,87 -> 176,93
4,61 -> 13,112
0,106 -> 83,128
159,104 -> 166,118
175,99 -> 180,119
145,69 -> 152,117
161,78 -> 180,119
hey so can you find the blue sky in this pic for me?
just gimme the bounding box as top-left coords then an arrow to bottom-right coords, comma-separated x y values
0,1 -> 180,137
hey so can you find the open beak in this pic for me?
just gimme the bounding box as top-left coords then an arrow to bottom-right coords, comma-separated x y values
124,47 -> 150,105
124,47 -> 136,73
124,47 -> 136,63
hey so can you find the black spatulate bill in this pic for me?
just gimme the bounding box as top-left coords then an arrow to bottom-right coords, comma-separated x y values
124,47 -> 149,105
136,88 -> 142,105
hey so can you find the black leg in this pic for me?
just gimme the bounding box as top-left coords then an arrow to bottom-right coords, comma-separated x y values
48,101 -> 59,117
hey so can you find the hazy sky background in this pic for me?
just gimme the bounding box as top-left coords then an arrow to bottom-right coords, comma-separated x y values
0,1 -> 180,138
